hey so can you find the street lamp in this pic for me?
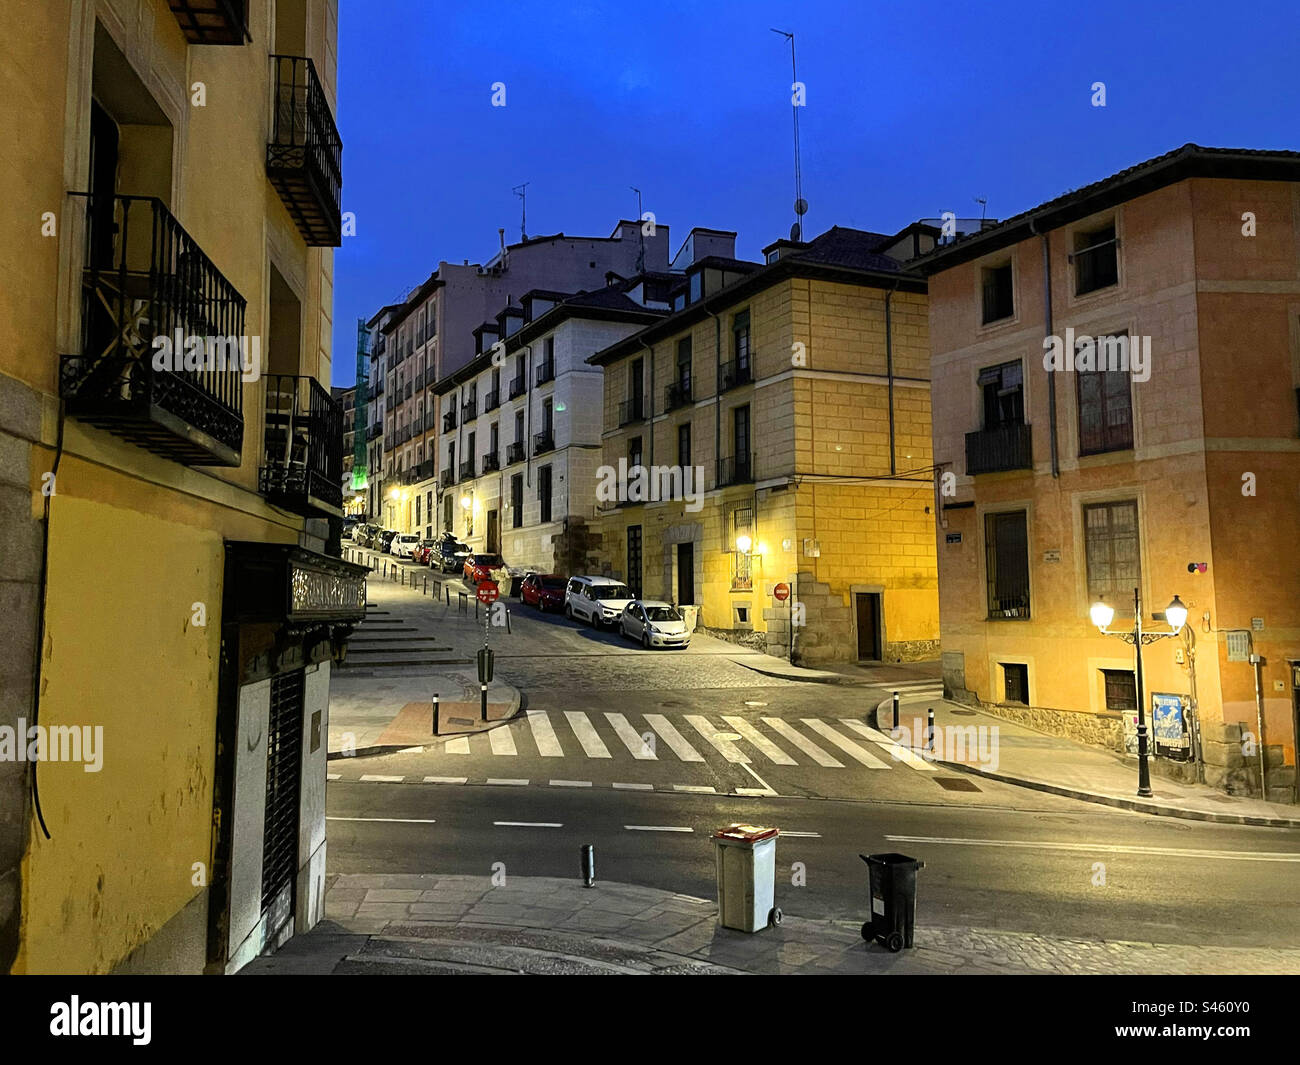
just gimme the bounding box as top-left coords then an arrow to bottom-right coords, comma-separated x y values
1091,587 -> 1187,798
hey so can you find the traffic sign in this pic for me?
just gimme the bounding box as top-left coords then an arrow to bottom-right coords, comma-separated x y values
476,581 -> 500,604
773,582 -> 790,602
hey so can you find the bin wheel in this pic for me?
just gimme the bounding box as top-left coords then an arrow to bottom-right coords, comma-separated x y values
861,922 -> 873,941
768,907 -> 783,928
885,931 -> 904,953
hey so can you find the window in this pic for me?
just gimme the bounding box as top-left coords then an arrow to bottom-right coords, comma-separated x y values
514,410 -> 524,443
628,436 -> 643,469
677,337 -> 692,388
731,506 -> 753,591
1084,500 -> 1140,606
1073,222 -> 1118,296
979,361 -> 1024,428
981,263 -> 1014,323
444,493 -> 453,531
542,397 -> 553,434
678,422 -> 692,468
538,465 -> 552,523
985,510 -> 1030,618
415,497 -> 421,527
630,357 -> 644,416
511,474 -> 523,528
1002,663 -> 1029,704
733,404 -> 750,468
732,309 -> 750,369
1077,336 -> 1133,454
1102,669 -> 1137,712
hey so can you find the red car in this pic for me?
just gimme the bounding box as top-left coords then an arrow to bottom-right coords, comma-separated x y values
520,573 -> 567,611
463,552 -> 509,586
412,539 -> 437,565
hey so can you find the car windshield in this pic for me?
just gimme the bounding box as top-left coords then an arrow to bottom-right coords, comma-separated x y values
400,535 -> 418,542
646,606 -> 681,622
592,584 -> 630,600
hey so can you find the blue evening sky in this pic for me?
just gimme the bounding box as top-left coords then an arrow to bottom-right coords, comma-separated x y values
331,0 -> 1300,385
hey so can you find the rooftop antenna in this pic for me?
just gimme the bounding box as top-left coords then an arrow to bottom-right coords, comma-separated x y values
771,28 -> 807,241
513,182 -> 529,242
975,196 -> 988,222
630,186 -> 645,273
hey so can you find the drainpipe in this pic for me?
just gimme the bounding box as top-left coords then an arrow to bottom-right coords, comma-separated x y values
640,337 -> 654,469
885,280 -> 900,477
1029,217 -> 1059,478
703,303 -> 722,485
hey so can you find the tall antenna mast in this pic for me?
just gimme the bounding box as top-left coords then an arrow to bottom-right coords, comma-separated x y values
513,182 -> 529,242
771,28 -> 806,240
630,186 -> 645,273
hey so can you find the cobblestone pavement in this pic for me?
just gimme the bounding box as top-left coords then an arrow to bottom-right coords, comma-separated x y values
243,874 -> 1300,976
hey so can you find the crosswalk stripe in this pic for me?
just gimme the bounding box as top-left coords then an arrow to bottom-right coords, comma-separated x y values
841,719 -> 938,771
613,782 -> 653,790
801,719 -> 890,768
423,776 -> 467,784
644,714 -> 705,762
605,712 -> 657,759
723,716 -> 796,765
565,711 -> 612,758
444,737 -> 471,755
526,710 -> 564,757
359,774 -> 403,782
684,715 -> 749,763
762,717 -> 843,767
673,784 -> 715,793
489,727 -> 517,756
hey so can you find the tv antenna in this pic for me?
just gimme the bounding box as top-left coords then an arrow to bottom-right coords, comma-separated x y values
631,186 -> 645,273
513,182 -> 530,242
771,28 -> 807,240
975,196 -> 988,222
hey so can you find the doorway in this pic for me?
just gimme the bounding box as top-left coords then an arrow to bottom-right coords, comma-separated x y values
676,542 -> 694,605
855,592 -> 882,661
486,509 -> 499,553
626,526 -> 642,599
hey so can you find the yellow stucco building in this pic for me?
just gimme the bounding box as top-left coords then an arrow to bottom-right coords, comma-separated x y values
0,0 -> 365,974
589,225 -> 940,665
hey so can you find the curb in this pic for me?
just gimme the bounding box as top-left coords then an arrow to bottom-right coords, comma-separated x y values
733,658 -> 856,685
872,696 -> 1300,829
327,685 -> 526,761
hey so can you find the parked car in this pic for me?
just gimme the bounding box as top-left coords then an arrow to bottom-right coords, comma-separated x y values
619,600 -> 691,649
352,523 -> 375,546
464,552 -> 510,587
377,529 -> 398,553
520,573 -> 567,612
564,575 -> 634,628
391,533 -> 421,558
430,535 -> 472,573
412,538 -> 439,565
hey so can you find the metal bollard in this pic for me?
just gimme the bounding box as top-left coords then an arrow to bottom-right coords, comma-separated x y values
580,844 -> 595,887
480,683 -> 488,721
432,693 -> 440,735
505,607 -> 511,635
445,586 -> 450,606
927,708 -> 935,752
892,691 -> 899,731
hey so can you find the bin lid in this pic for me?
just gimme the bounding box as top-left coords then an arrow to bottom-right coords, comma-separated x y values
713,823 -> 779,843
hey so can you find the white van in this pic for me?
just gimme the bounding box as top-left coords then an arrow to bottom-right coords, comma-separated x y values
564,575 -> 634,628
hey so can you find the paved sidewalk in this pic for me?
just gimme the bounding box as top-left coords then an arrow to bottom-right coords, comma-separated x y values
873,695 -> 1300,828
242,873 -> 1300,975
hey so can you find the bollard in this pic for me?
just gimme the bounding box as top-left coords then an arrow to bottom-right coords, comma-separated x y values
480,683 -> 488,721
445,586 -> 450,606
927,708 -> 935,752
892,691 -> 899,731
432,693 -> 440,735
505,607 -> 511,635
580,844 -> 595,887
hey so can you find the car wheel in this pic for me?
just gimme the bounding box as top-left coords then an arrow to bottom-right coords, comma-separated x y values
642,630 -> 651,650
565,603 -> 573,620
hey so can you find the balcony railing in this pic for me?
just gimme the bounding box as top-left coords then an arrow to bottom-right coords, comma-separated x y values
60,193 -> 245,466
462,399 -> 478,423
482,451 -> 500,473
266,55 -> 343,246
665,379 -> 692,411
459,458 -> 476,480
716,453 -> 753,487
535,358 -> 555,386
258,374 -> 343,517
443,410 -> 457,432
506,441 -> 525,465
484,389 -> 501,412
533,429 -> 555,456
402,382 -> 412,401
718,359 -> 752,392
167,0 -> 249,44
425,411 -> 438,432
508,375 -> 526,399
965,422 -> 1033,476
367,424 -> 381,441
441,467 -> 455,486
619,396 -> 645,426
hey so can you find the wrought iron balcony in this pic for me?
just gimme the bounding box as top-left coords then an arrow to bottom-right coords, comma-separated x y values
459,458 -> 476,480
965,422 -> 1033,476
508,375 -> 526,399
484,389 -> 501,412
258,374 -> 344,518
619,396 -> 645,426
482,452 -> 500,473
167,0 -> 249,44
462,399 -> 478,423
506,441 -> 526,465
716,454 -> 753,487
443,410 -> 457,432
441,467 -> 455,486
60,193 -> 245,466
665,379 -> 692,411
533,429 -> 555,456
535,358 -> 555,386
267,55 -> 343,246
718,359 -> 752,392
367,424 -> 381,441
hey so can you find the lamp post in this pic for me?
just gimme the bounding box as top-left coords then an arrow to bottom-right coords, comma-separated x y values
1091,587 -> 1188,797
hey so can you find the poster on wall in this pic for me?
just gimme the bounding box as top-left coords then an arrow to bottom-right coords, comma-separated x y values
1151,692 -> 1189,759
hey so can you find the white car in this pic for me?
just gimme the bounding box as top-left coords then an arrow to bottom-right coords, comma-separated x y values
620,600 -> 691,649
390,533 -> 420,558
564,575 -> 634,628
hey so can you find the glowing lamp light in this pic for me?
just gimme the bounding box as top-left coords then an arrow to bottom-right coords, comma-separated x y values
1165,595 -> 1188,632
460,494 -> 472,509
1090,598 -> 1114,631
736,534 -> 753,554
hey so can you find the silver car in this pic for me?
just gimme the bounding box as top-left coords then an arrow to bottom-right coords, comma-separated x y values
619,600 -> 691,649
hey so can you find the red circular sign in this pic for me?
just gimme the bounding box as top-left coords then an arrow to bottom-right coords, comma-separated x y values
773,582 -> 790,602
476,581 -> 500,604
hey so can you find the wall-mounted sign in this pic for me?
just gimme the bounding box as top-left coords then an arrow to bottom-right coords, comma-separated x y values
1251,617 -> 1264,632
1151,692 -> 1189,753
1225,630 -> 1251,662
1042,550 -> 1061,563
945,532 -> 962,544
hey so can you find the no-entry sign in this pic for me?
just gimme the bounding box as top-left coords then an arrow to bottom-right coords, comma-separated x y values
773,582 -> 790,602
476,581 -> 500,604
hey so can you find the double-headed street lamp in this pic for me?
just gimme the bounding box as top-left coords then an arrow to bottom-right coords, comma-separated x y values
1090,587 -> 1189,798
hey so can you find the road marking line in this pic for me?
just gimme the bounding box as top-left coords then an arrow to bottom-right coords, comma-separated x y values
485,778 -> 529,786
884,835 -> 1300,862
527,710 -> 565,757
782,831 -> 822,838
737,762 -> 777,796
444,737 -> 471,754
881,682 -> 944,691
359,774 -> 405,782
605,712 -> 657,759
625,825 -> 694,832
397,746 -> 425,754
327,773 -> 341,781
723,716 -> 796,765
673,784 -> 716,793
736,787 -> 771,796
423,776 -> 468,784
327,816 -> 436,824
762,717 -> 844,767
612,782 -> 654,790
549,779 -> 592,787
685,715 -> 750,763
840,720 -> 939,771
644,714 -> 705,762
564,711 -> 612,758
489,726 -> 517,756
801,719 -> 890,768
495,821 -> 562,828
